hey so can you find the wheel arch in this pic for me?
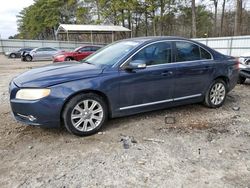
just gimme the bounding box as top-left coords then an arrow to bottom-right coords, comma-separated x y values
60,89 -> 112,122
9,53 -> 16,58
65,56 -> 74,61
214,75 -> 229,90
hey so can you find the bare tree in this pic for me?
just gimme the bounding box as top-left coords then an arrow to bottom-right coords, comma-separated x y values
234,0 -> 243,36
160,0 -> 165,35
220,0 -> 226,36
212,0 -> 218,36
191,0 -> 197,37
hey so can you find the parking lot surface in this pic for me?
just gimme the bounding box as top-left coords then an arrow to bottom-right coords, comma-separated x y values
0,55 -> 250,187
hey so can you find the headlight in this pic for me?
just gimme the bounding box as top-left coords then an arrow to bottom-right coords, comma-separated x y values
56,55 -> 65,59
16,89 -> 51,100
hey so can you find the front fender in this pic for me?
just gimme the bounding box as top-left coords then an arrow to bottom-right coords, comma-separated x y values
50,71 -> 120,119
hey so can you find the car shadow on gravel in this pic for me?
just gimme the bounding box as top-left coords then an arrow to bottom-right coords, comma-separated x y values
104,103 -> 218,131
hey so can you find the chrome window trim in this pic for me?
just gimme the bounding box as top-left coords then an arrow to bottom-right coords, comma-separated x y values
146,59 -> 214,68
119,94 -> 202,110
118,39 -> 214,69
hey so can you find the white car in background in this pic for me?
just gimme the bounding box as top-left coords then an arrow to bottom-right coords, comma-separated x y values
23,47 -> 63,61
238,52 -> 250,84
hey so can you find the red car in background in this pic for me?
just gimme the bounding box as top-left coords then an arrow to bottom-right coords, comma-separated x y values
53,45 -> 102,62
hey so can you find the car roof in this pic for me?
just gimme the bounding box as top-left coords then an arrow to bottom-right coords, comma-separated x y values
122,36 -> 187,43
122,36 -> 221,54
79,45 -> 103,48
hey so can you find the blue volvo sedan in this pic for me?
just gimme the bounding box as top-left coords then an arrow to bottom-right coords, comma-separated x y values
9,37 -> 239,136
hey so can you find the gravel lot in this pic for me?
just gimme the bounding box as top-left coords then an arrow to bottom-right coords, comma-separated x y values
0,55 -> 250,188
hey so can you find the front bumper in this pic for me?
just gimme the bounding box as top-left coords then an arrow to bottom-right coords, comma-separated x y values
9,81 -> 61,128
52,56 -> 65,63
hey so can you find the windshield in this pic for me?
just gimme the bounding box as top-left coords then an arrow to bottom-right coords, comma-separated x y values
74,47 -> 82,52
82,40 -> 141,66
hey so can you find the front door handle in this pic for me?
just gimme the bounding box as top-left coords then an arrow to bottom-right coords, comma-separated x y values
161,71 -> 173,76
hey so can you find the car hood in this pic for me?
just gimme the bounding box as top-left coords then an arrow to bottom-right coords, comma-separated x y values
13,62 -> 103,88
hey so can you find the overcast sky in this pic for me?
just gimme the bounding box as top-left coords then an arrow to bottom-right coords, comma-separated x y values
0,0 -> 34,39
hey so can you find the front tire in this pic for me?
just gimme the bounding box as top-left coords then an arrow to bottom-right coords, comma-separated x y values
62,93 -> 108,136
204,79 -> 227,108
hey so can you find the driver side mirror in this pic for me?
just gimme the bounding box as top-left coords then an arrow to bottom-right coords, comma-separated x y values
124,60 -> 147,70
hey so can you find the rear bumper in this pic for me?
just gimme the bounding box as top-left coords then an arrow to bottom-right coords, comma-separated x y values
239,69 -> 250,79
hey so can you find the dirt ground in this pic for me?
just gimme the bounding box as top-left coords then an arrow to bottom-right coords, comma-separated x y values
0,55 -> 249,188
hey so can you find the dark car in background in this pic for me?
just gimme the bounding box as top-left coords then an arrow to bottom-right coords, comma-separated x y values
52,45 -> 102,62
5,48 -> 34,58
9,37 -> 239,136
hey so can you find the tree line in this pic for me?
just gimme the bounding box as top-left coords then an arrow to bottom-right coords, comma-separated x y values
14,0 -> 250,40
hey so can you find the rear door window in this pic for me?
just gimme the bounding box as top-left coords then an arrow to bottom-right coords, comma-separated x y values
200,47 -> 212,59
174,41 -> 212,62
36,48 -> 46,52
45,48 -> 57,51
91,46 -> 101,51
175,41 -> 200,62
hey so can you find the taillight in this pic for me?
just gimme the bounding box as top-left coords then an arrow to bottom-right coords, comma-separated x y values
236,58 -> 240,70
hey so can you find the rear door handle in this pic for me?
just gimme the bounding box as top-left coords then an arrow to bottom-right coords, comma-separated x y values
161,71 -> 173,76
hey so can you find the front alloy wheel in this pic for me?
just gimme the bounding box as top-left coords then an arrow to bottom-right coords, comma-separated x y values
71,100 -> 103,132
63,93 -> 107,136
204,79 -> 227,108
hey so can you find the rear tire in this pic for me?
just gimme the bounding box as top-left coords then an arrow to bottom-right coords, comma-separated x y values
62,93 -> 108,136
25,55 -> 32,62
204,79 -> 227,108
9,53 -> 16,58
237,76 -> 246,84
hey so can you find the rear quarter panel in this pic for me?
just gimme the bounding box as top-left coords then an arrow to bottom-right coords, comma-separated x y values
213,57 -> 239,92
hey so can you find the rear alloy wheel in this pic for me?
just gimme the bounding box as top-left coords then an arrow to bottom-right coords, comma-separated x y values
9,53 -> 16,58
204,79 -> 227,108
63,93 -> 108,136
237,76 -> 246,84
25,55 -> 32,62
